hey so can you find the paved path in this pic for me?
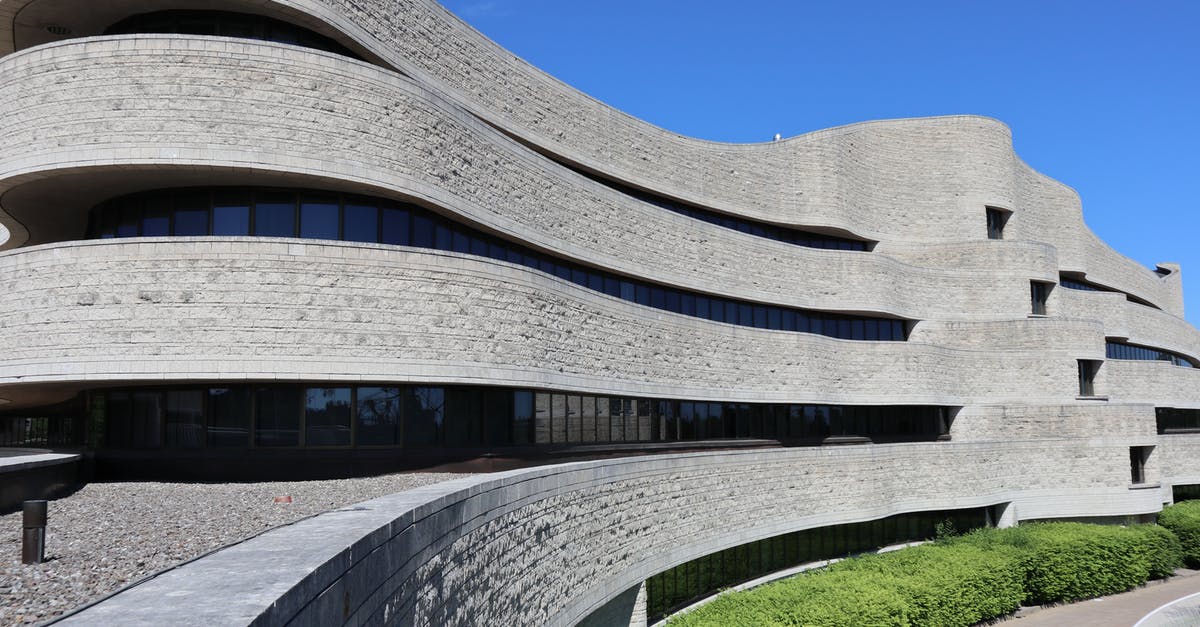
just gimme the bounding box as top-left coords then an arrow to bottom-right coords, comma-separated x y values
1010,571 -> 1200,626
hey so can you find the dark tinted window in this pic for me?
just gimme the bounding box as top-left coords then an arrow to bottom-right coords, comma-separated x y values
212,191 -> 251,236
254,194 -> 295,237
164,390 -> 204,448
300,197 -> 340,240
207,387 -> 250,448
381,207 -> 410,245
986,207 -> 1008,239
444,387 -> 483,446
405,386 -> 444,446
142,201 -> 171,236
357,386 -> 401,445
305,387 -> 351,446
174,194 -> 210,236
254,387 -> 301,447
412,214 -> 435,248
513,390 -> 534,445
212,204 -> 250,236
342,203 -> 378,243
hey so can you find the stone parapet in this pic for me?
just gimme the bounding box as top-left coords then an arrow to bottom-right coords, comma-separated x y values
59,442 -> 1161,626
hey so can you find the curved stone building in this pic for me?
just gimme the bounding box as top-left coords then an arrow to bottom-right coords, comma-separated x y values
2,1 -> 1200,624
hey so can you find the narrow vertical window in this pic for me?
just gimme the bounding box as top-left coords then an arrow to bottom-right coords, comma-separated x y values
513,390 -> 534,445
1130,446 -> 1152,484
1078,360 -> 1099,397
986,207 -> 1009,240
483,388 -> 512,446
1030,281 -> 1051,315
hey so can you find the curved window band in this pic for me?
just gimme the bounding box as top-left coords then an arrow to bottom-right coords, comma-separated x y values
94,383 -> 953,450
103,10 -> 362,60
86,187 -> 910,341
577,169 -> 873,252
1105,340 -> 1196,368
1060,273 -> 1159,309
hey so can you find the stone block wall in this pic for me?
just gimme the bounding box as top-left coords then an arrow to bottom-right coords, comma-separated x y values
0,2 -> 1196,623
60,442 -> 1162,626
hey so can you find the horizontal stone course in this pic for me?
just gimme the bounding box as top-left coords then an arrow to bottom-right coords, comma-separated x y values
0,239 -> 1091,407
0,40 -> 1041,321
158,0 -> 1177,313
0,35 -> 1178,316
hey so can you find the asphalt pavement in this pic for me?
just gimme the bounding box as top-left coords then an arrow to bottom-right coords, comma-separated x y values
1007,570 -> 1200,627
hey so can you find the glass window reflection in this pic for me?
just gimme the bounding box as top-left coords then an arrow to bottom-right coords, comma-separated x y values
300,197 -> 340,240
305,387 -> 351,446
254,193 -> 296,237
357,386 -> 401,445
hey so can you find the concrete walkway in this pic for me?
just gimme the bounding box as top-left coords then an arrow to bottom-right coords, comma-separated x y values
0,448 -> 78,471
1008,570 -> 1200,626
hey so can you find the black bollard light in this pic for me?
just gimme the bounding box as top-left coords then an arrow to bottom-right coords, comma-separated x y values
22,500 -> 47,565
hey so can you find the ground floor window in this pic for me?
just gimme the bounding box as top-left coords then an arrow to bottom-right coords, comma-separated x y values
84,384 -> 954,450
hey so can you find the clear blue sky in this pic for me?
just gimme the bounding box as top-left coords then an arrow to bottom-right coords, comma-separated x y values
443,1 -> 1200,323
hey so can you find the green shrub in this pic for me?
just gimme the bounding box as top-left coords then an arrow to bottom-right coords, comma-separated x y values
955,522 -> 1159,604
667,570 -> 913,627
934,518 -> 958,541
829,543 -> 1025,626
669,542 -> 1023,627
668,521 -> 1179,625
1126,524 -> 1184,578
1022,523 -> 1150,603
1159,501 -> 1200,568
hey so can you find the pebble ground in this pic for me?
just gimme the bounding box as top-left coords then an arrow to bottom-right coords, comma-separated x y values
0,473 -> 467,625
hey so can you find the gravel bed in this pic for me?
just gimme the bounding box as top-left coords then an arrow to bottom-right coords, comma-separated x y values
0,472 -> 469,625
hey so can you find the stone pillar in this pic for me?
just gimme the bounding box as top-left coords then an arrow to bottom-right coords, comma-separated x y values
994,502 -> 1018,528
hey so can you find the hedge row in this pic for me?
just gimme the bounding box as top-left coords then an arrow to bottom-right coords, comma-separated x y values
1159,500 -> 1200,567
667,522 -> 1181,627
952,522 -> 1182,604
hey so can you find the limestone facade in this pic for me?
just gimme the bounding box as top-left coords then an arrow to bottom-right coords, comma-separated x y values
0,0 -> 1198,624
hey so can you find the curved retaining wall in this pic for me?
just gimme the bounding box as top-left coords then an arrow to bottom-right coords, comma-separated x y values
59,442 -> 1162,626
